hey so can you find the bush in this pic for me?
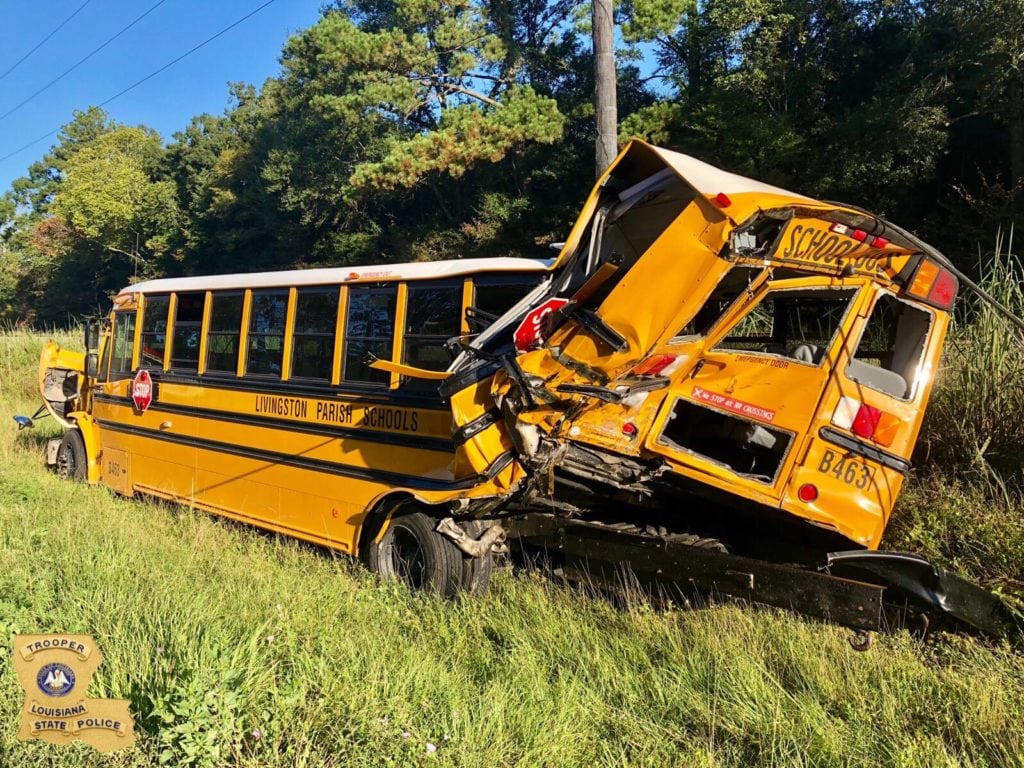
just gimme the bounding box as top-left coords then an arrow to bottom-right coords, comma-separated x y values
917,228 -> 1024,497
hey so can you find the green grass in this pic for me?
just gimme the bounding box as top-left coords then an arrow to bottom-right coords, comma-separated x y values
2,328 -> 1024,767
919,230 -> 1024,495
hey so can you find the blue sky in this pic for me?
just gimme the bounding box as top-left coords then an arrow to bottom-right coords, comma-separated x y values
0,0 -> 325,193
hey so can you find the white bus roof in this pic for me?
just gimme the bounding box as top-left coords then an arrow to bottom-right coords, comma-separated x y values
649,145 -> 815,201
119,256 -> 553,297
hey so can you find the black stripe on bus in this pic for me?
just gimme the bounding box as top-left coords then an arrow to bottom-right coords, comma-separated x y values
439,359 -> 501,399
93,393 -> 454,453
452,408 -> 501,447
147,370 -> 449,409
818,427 -> 911,474
95,418 -> 514,492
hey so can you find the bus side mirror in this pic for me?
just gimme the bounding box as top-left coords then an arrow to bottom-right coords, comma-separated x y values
85,319 -> 100,352
84,319 -> 101,379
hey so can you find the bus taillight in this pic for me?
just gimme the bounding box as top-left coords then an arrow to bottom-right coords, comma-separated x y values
905,259 -> 958,310
832,396 -> 901,447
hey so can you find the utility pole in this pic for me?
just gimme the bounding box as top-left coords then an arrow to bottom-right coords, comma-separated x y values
593,0 -> 617,178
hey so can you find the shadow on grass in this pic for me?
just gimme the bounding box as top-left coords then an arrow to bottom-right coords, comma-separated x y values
105,490 -> 1024,653
13,425 -> 57,451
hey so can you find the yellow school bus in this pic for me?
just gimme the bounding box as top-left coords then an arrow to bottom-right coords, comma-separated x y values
29,140 -> 1017,636
37,258 -> 548,594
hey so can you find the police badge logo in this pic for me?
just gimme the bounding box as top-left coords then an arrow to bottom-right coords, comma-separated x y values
36,662 -> 76,696
13,634 -> 136,752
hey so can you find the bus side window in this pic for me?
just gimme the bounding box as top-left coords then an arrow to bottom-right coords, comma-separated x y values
674,267 -> 763,341
291,288 -> 339,381
206,293 -> 244,374
471,276 -> 543,330
403,282 -> 461,390
170,293 -> 205,371
847,294 -> 932,400
344,285 -> 397,386
140,295 -> 170,369
109,311 -> 136,380
247,291 -> 288,377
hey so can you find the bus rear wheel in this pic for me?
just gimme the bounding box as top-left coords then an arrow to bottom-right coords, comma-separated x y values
56,430 -> 87,482
364,510 -> 489,598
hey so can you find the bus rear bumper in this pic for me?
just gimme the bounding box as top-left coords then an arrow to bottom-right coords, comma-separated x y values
505,513 -> 1021,640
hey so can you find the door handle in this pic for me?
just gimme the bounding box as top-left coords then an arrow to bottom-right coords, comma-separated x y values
689,359 -> 726,378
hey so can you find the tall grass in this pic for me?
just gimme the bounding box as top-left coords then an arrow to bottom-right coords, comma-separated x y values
0,291 -> 1023,766
918,228 -> 1024,496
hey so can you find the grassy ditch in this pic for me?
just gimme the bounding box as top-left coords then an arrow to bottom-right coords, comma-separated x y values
0,326 -> 1023,767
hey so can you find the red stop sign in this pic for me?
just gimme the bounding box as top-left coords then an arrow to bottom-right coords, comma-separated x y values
132,369 -> 153,412
513,298 -> 569,353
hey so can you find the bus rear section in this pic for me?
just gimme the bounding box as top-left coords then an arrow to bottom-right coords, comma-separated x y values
442,140 -> 1016,636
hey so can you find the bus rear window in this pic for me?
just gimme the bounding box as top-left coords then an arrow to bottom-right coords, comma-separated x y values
141,295 -> 170,368
714,287 -> 856,365
344,286 -> 397,385
847,294 -> 932,400
247,291 -> 288,377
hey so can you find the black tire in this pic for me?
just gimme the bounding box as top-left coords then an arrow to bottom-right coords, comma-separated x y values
56,429 -> 87,482
363,511 -> 464,598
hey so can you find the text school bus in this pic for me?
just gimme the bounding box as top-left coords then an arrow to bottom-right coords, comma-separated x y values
29,141 -> 1019,637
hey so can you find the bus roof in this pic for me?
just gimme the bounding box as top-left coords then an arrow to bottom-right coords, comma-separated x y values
119,256 -> 553,297
647,145 -> 815,202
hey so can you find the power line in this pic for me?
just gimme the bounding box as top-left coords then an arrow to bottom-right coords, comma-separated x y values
0,0 -> 281,165
0,0 -> 171,124
0,0 -> 94,84
97,0 -> 280,111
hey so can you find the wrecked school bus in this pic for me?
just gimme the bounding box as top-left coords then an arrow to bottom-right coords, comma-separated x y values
22,140 -> 1019,639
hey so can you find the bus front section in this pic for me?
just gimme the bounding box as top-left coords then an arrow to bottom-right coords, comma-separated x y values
443,140 -> 1018,639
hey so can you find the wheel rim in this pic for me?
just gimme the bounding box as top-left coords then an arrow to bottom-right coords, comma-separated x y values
388,527 -> 427,589
56,443 -> 76,479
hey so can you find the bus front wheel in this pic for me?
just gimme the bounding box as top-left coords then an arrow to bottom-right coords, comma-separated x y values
56,430 -> 87,482
365,510 -> 465,598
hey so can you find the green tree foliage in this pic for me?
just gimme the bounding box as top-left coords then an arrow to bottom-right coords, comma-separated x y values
162,85 -> 308,274
50,126 -> 179,270
253,0 -> 570,264
7,106 -> 115,216
305,2 -> 564,191
1,0 -> 1022,325
1,108 -> 124,322
622,0 -> 951,212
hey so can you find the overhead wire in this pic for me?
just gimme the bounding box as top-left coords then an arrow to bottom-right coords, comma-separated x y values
0,0 -> 281,165
95,0 -> 280,112
0,0 -> 94,84
0,0 -> 171,123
